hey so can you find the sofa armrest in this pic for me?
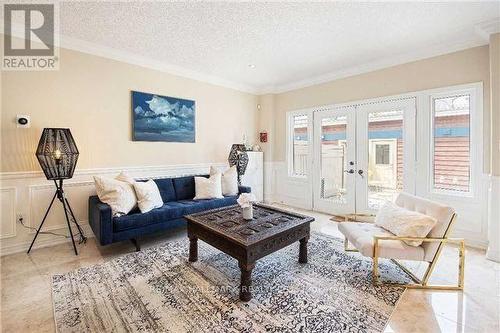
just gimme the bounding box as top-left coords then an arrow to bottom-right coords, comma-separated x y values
88,195 -> 113,245
238,185 -> 251,194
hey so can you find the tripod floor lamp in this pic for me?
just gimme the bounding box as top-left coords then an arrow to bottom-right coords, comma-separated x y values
28,128 -> 87,255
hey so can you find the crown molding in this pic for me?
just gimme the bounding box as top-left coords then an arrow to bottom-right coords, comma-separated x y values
0,22 -> 259,94
475,18 -> 500,41
2,18 -> 496,96
260,36 -> 488,94
59,35 -> 260,94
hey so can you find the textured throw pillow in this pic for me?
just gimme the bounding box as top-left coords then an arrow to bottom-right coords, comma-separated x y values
133,179 -> 163,213
194,173 -> 223,200
94,175 -> 137,216
210,166 -> 238,196
115,171 -> 136,185
375,201 -> 437,246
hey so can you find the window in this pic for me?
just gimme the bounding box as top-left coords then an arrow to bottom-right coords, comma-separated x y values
287,112 -> 309,177
431,94 -> 471,194
375,144 -> 390,165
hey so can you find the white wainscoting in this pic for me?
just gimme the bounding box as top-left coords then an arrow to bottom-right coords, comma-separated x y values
0,188 -> 17,239
240,152 -> 264,201
0,162 -> 226,256
263,161 -> 491,249
264,162 -> 313,210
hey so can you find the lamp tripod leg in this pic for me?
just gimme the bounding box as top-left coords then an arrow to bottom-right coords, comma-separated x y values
64,197 -> 86,243
27,191 -> 58,254
60,191 -> 78,255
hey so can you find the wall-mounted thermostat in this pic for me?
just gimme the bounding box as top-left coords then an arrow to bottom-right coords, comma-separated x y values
16,115 -> 30,128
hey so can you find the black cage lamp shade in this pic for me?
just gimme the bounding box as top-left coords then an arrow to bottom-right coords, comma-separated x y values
36,128 -> 79,180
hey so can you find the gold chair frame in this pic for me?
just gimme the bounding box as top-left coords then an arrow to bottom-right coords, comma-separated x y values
344,213 -> 465,290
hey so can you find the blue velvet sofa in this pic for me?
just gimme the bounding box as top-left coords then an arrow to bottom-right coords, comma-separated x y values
89,175 -> 250,250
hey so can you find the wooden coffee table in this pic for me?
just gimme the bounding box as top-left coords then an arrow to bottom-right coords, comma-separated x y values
185,204 -> 314,301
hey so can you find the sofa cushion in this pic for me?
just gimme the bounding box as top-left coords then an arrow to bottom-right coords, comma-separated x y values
338,222 -> 425,261
113,195 -> 238,232
173,175 -> 208,200
154,178 -> 176,203
172,176 -> 195,200
179,196 -> 237,215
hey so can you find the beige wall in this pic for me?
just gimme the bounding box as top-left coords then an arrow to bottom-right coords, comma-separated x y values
1,36 -> 258,172
271,46 -> 492,173
1,39 -> 495,175
256,94 -> 276,162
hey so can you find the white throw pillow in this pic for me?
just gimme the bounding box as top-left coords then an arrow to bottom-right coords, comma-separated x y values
133,179 -> 163,213
116,171 -> 135,185
375,201 -> 437,246
210,166 -> 238,196
94,175 -> 137,216
194,173 -> 223,200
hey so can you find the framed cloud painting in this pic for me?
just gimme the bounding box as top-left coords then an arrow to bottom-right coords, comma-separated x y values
132,91 -> 195,142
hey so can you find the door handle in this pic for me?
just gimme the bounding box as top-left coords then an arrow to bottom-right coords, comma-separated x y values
357,169 -> 364,178
344,169 -> 355,174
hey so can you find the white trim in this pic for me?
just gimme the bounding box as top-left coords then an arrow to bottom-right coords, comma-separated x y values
428,86 -> 482,199
475,18 -> 500,41
280,82 -> 487,247
27,181 -> 93,233
0,224 -> 94,257
1,18 -> 493,95
286,110 -> 313,180
60,35 -> 258,94
264,38 -> 487,94
354,98 -> 417,214
0,21 -> 258,94
0,162 -> 227,180
487,175 -> 500,262
282,82 -> 483,116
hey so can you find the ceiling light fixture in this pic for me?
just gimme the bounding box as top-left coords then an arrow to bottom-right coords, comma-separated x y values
248,64 -> 256,68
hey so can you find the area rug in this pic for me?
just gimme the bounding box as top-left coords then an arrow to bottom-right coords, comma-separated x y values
52,233 -> 408,332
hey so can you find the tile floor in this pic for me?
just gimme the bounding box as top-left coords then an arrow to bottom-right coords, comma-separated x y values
1,205 -> 499,332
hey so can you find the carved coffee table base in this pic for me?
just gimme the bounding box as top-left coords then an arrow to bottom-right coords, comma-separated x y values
185,204 -> 314,302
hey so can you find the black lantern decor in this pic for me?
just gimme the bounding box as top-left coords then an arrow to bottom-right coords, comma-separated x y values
28,128 -> 86,255
228,144 -> 249,185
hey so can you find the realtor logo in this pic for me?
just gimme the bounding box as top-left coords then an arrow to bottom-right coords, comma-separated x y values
3,3 -> 59,70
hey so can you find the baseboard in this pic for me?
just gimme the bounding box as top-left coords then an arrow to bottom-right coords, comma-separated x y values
486,249 -> 500,262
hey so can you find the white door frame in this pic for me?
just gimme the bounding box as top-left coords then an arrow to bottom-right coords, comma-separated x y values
312,105 -> 356,214
355,98 -> 416,214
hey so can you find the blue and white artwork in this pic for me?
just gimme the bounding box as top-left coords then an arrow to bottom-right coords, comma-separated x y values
132,91 -> 195,142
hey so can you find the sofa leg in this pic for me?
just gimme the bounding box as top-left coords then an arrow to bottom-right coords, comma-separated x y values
131,238 -> 140,252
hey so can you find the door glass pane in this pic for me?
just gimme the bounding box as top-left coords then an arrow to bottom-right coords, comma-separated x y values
292,115 -> 308,176
320,116 -> 347,203
432,95 -> 470,193
368,110 -> 404,209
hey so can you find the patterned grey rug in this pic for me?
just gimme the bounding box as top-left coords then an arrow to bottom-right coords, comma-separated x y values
52,233 -> 408,332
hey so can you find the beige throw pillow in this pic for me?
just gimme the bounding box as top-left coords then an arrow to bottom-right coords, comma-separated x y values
94,174 -> 137,216
210,166 -> 238,196
375,201 -> 437,246
194,173 -> 223,200
133,179 -> 163,213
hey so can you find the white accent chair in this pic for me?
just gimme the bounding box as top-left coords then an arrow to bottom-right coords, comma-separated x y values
338,192 -> 465,290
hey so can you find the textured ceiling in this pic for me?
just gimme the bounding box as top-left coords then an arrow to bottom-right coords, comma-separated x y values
57,1 -> 500,93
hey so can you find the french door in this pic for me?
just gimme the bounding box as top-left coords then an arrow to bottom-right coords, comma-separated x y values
313,99 -> 416,215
